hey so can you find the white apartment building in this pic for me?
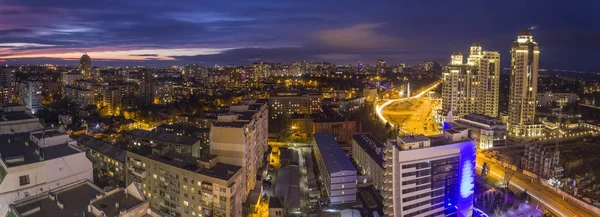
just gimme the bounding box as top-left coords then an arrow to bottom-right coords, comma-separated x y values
209,100 -> 268,201
442,43 -> 500,118
383,129 -> 476,217
508,29 -> 542,137
18,81 -> 42,114
0,130 -> 93,216
351,133 -> 385,191
313,133 -> 357,205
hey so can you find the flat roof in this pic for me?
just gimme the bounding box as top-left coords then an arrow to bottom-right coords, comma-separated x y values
129,129 -> 199,145
132,147 -> 241,181
212,121 -> 248,128
13,181 -> 103,217
313,133 -> 357,173
0,133 -> 81,167
77,135 -> 126,162
31,129 -> 68,140
352,133 -> 384,168
91,190 -> 144,217
398,135 -> 430,143
1,111 -> 37,122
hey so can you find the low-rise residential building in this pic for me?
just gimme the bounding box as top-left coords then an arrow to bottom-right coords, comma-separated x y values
269,93 -> 321,119
383,129 -> 476,217
77,135 -> 127,187
456,113 -> 507,149
521,143 -> 564,179
125,129 -> 203,158
126,146 -> 244,217
351,133 -> 385,191
313,133 -> 357,205
7,180 -> 163,217
0,131 -> 93,216
313,119 -> 356,143
537,92 -> 578,107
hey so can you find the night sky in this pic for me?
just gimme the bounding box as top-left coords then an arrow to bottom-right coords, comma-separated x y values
0,0 -> 599,70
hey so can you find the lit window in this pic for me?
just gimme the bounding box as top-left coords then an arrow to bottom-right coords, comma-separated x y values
184,201 -> 189,206
153,174 -> 157,179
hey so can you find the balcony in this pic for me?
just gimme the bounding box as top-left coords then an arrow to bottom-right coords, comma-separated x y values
128,166 -> 147,178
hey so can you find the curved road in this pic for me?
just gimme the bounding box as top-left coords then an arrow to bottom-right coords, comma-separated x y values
477,155 -> 595,217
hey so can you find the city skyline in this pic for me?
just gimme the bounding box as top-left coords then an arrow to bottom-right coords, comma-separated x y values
0,0 -> 599,70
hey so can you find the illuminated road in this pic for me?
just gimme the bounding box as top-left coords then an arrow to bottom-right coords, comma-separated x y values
376,82 -> 441,135
476,154 -> 595,217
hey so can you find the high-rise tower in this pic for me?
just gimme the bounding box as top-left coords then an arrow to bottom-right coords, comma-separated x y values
442,43 -> 500,118
79,53 -> 92,80
508,29 -> 542,137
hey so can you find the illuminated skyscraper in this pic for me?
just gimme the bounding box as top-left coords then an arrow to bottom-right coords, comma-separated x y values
442,43 -> 500,118
0,69 -> 13,106
507,29 -> 542,137
79,53 -> 92,80
376,59 -> 386,74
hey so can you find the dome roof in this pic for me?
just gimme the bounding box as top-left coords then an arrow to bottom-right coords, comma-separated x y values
519,29 -> 532,36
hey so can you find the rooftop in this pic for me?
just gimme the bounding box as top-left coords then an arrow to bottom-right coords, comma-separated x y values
0,133 -> 81,167
31,129 -> 68,140
212,120 -> 248,128
352,133 -> 384,168
77,135 -> 126,163
397,135 -> 430,144
129,129 -> 199,145
91,188 -> 144,217
133,147 -> 241,181
1,111 -> 37,122
313,133 -> 357,173
12,181 -> 103,217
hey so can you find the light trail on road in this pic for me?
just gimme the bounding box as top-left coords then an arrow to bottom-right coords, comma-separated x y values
376,82 -> 441,127
475,162 -> 568,217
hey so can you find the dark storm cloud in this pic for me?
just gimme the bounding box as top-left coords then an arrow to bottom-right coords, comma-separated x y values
1,0 -> 599,70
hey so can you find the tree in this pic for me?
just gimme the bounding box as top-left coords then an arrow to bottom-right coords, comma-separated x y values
481,162 -> 490,180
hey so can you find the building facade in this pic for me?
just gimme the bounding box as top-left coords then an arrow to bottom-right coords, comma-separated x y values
351,133 -> 385,191
209,101 -> 268,201
126,147 -> 244,217
456,113 -> 507,149
18,80 -> 42,114
442,43 -> 500,118
62,86 -> 93,107
536,92 -> 578,107
521,143 -> 563,179
383,129 -> 476,217
0,69 -> 13,106
77,135 -> 127,187
125,129 -> 203,158
268,93 -> 320,119
508,29 -> 542,137
313,133 -> 357,205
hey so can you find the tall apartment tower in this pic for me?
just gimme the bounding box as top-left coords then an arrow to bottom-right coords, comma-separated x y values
508,29 -> 541,137
140,70 -> 155,105
442,43 -> 500,118
18,80 -> 42,114
0,69 -> 14,105
80,53 -> 92,80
